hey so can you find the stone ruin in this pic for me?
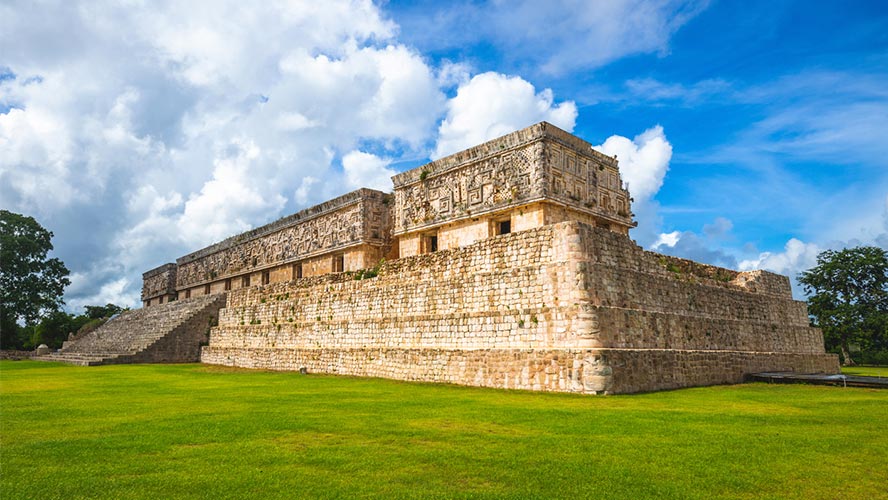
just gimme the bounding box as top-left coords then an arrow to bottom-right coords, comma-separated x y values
64,122 -> 838,392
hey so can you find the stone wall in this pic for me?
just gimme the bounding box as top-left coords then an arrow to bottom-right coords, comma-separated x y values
390,122 -> 633,245
141,263 -> 177,304
202,221 -> 838,393
175,188 -> 391,290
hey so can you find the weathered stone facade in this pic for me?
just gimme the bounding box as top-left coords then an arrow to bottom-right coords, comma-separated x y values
141,121 -> 837,393
201,222 -> 838,393
392,122 -> 633,257
171,188 -> 391,301
141,263 -> 177,307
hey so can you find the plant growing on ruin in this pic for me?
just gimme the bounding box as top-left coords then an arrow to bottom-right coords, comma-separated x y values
419,169 -> 429,181
354,259 -> 385,280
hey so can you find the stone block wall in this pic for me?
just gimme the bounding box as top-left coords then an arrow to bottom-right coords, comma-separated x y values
202,221 -> 838,394
142,263 -> 177,306
173,188 -> 391,298
391,122 -> 633,257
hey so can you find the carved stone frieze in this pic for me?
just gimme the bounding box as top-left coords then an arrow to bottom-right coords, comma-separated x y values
175,189 -> 390,289
141,263 -> 177,301
392,122 -> 633,235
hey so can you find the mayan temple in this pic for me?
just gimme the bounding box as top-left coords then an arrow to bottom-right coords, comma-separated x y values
53,122 -> 839,393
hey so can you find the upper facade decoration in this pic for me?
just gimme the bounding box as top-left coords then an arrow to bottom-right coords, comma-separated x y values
391,122 -> 633,235
141,263 -> 177,302
175,189 -> 390,289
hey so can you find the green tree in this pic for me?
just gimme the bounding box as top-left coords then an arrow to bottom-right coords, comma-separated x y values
18,304 -> 126,350
0,210 -> 71,349
84,303 -> 125,319
798,246 -> 888,366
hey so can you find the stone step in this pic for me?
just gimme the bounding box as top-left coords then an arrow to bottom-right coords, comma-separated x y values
49,295 -> 225,366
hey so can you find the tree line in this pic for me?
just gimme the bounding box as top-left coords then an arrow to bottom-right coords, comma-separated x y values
0,210 -> 123,350
1,209 -> 886,364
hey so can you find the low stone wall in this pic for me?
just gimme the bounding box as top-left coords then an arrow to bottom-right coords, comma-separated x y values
0,350 -> 35,360
202,221 -> 839,394
201,347 -> 615,393
200,347 -> 837,395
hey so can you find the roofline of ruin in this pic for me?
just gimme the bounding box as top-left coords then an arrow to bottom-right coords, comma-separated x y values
391,121 -> 618,188
176,188 -> 388,265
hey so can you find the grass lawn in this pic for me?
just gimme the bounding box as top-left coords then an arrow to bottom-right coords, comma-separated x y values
2,361 -> 886,500
841,365 -> 887,378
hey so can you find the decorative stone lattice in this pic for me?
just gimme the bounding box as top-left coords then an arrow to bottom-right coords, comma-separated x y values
391,122 -> 633,236
175,189 -> 390,289
141,263 -> 177,302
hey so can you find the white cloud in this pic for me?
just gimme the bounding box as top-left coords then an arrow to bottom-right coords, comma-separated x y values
653,231 -> 681,248
593,125 -> 673,246
739,238 -> 822,276
651,226 -> 738,270
433,72 -> 577,159
436,61 -> 472,89
594,125 -> 671,201
67,276 -> 138,313
739,238 -> 824,297
294,176 -> 320,206
342,151 -> 396,192
0,0 -> 443,309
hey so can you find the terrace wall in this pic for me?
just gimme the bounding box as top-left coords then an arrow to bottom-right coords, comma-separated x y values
202,222 -> 838,394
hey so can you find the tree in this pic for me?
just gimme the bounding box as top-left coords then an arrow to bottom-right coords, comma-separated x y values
84,303 -> 125,320
798,246 -> 888,366
0,210 -> 71,349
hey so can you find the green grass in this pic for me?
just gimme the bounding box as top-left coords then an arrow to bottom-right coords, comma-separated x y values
2,361 -> 886,500
842,365 -> 887,378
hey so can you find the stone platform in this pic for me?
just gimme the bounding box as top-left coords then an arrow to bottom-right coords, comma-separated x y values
201,222 -> 839,394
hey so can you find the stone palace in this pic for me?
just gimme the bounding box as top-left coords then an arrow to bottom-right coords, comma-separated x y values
47,122 -> 839,394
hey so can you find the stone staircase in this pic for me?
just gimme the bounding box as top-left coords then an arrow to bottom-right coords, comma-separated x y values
37,294 -> 227,366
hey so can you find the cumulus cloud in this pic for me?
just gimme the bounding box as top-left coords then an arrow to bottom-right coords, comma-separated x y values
342,151 -> 397,192
593,125 -> 673,246
651,226 -> 739,269
66,277 -> 136,313
739,238 -> 824,297
594,125 -> 671,202
739,238 -> 822,276
653,231 -> 681,248
434,72 -> 577,159
0,0 -> 444,309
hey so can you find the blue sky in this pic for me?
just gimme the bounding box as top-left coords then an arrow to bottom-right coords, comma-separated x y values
1,0 -> 886,308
